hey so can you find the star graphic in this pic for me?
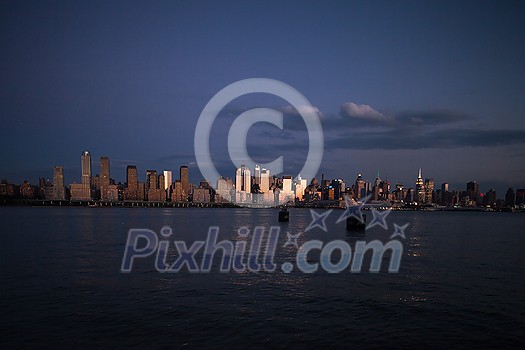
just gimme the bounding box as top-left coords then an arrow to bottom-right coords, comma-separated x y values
390,223 -> 409,239
283,232 -> 301,248
366,208 -> 391,230
305,209 -> 332,232
336,194 -> 370,224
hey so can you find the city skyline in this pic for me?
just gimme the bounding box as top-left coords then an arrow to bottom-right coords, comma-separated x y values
1,1 -> 525,197
18,153 -> 525,200
1,149 -> 523,208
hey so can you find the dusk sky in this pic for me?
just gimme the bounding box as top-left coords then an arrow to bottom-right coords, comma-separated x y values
1,0 -> 525,195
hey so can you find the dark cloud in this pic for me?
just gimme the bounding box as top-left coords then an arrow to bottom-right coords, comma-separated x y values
337,103 -> 470,129
395,109 -> 471,126
325,128 -> 525,150
209,102 -> 525,153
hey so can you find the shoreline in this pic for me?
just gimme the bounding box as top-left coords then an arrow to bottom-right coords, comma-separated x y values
0,198 -> 523,212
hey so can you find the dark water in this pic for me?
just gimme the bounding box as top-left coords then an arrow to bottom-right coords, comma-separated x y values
1,207 -> 524,349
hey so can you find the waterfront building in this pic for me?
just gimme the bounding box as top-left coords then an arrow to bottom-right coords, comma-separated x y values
172,180 -> 182,202
424,178 -> 434,205
505,188 -> 515,208
180,166 -> 189,202
52,166 -> 65,200
415,169 -> 425,204
71,151 -> 92,200
81,150 -> 92,191
100,157 -> 118,201
124,165 -> 139,200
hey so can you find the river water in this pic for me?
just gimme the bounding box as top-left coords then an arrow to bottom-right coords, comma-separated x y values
1,207 -> 524,348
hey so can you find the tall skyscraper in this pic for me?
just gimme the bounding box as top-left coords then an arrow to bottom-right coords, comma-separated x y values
260,168 -> 270,193
100,157 -> 110,188
148,170 -> 158,190
505,188 -> 515,208
127,166 -> 138,188
180,166 -> 189,201
52,166 -> 65,200
71,151 -> 92,200
163,170 -> 172,191
424,178 -> 434,205
99,157 -> 118,201
145,170 -> 164,202
145,170 -> 155,191
415,168 -> 425,204
173,180 -> 182,202
235,168 -> 242,192
158,173 -> 165,201
484,189 -> 496,207
373,171 -> 381,201
81,150 -> 91,190
124,165 -> 139,200
254,165 -> 261,185
354,173 -> 365,199
235,164 -> 251,192
243,167 -> 251,193
466,181 -> 479,203
295,174 -> 308,201
235,165 -> 252,204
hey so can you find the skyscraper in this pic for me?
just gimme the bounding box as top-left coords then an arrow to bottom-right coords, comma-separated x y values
148,170 -> 157,189
295,174 -> 308,201
52,166 -> 65,200
163,170 -> 172,191
254,165 -> 261,185
235,164 -> 251,192
180,166 -> 189,202
483,189 -> 496,207
424,178 -> 434,205
505,188 -> 515,208
415,168 -> 425,204
235,165 -> 251,204
354,173 -> 365,200
100,157 -> 118,201
127,166 -> 138,188
282,176 -> 293,193
260,168 -> 270,193
71,151 -> 93,200
145,170 -> 155,191
280,175 -> 294,203
81,150 -> 91,190
373,171 -> 381,201
235,167 -> 242,192
124,165 -> 139,200
146,170 -> 164,202
158,173 -> 165,192
173,180 -> 183,202
100,157 -> 110,188
466,181 -> 479,203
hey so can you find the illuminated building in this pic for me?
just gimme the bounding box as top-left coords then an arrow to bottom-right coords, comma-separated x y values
180,166 -> 189,202
52,166 -> 65,200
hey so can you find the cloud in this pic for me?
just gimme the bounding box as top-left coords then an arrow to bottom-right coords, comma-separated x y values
395,109 -> 470,126
340,102 -> 391,122
281,105 -> 320,116
336,103 -> 470,129
185,99 -> 525,157
325,128 -> 525,150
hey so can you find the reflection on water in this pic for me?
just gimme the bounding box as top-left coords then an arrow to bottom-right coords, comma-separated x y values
0,207 -> 524,348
